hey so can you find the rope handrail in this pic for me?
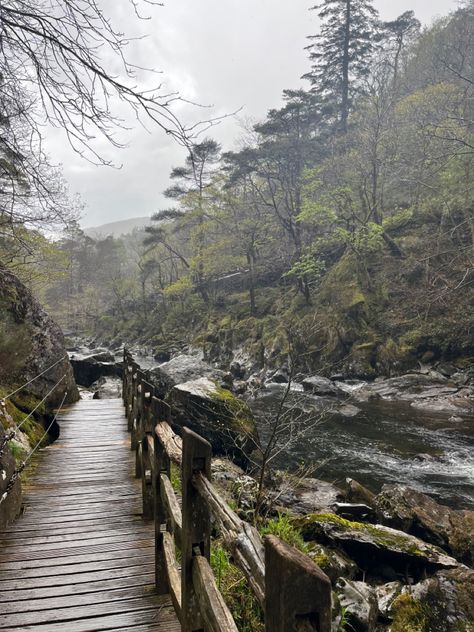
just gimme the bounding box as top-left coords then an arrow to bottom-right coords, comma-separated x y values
0,390 -> 68,506
1,355 -> 68,402
0,374 -> 67,459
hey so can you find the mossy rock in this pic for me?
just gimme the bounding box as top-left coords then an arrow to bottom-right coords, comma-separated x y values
293,513 -> 458,581
168,378 -> 257,466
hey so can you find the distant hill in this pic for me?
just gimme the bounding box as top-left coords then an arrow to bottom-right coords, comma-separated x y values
84,216 -> 152,239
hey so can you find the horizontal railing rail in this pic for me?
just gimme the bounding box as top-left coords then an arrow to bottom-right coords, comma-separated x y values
123,349 -> 331,632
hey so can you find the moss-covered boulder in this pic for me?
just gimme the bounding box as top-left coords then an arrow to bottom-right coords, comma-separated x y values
293,513 -> 459,581
167,377 -> 257,466
374,485 -> 474,567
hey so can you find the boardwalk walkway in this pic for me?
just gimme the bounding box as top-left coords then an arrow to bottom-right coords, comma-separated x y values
0,398 -> 179,631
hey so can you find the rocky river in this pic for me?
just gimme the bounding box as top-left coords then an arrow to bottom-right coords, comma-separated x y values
250,386 -> 474,510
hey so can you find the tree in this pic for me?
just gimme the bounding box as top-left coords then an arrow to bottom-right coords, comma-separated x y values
149,139 -> 222,302
0,0 -> 205,265
303,0 -> 379,132
225,91 -> 321,302
0,0 -> 190,163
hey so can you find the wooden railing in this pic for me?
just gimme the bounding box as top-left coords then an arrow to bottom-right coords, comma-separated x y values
123,349 -> 332,632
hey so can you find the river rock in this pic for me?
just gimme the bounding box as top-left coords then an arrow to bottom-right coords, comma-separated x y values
312,544 -> 358,583
167,377 -> 257,466
0,269 -> 78,406
294,513 -> 459,581
397,566 -> 474,630
91,376 -> 122,399
375,581 -> 402,619
333,503 -> 376,522
344,478 -> 376,506
0,423 -> 21,528
276,477 -> 345,515
148,354 -> 225,399
374,484 -> 474,566
336,578 -> 378,631
352,372 -> 474,414
69,352 -> 121,387
338,403 -> 362,417
302,375 -> 344,396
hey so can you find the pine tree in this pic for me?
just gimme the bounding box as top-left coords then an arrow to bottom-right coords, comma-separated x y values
303,0 -> 379,132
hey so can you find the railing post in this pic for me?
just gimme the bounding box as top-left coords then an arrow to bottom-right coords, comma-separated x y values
264,535 -> 332,632
181,427 -> 212,632
140,381 -> 154,519
127,363 -> 139,432
131,370 -> 145,454
153,397 -> 172,594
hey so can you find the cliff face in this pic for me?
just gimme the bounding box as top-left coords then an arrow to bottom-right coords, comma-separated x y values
0,269 -> 79,406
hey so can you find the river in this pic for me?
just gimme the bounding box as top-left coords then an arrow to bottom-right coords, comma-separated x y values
249,385 -> 474,510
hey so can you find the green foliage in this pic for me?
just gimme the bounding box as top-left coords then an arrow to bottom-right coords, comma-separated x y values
210,542 -> 264,632
260,514 -> 310,554
8,439 -> 26,463
390,594 -> 432,632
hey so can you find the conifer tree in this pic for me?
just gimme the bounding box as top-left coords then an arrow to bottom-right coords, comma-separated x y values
303,0 -> 379,132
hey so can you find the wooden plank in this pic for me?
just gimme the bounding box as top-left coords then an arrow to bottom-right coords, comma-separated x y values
0,555 -> 154,583
0,597 -> 173,628
155,421 -> 182,465
162,531 -> 182,620
192,555 -> 238,632
160,472 -> 182,546
0,546 -> 154,571
0,583 -> 158,614
2,607 -> 180,632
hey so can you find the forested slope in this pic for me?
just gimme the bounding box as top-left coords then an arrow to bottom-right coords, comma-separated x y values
42,4 -> 473,377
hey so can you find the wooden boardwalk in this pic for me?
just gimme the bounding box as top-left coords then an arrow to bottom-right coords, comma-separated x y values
0,398 -> 179,631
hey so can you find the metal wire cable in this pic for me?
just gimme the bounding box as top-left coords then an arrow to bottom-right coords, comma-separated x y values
1,355 -> 68,401
0,390 -> 68,505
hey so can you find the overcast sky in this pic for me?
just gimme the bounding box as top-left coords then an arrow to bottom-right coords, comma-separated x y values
46,0 -> 457,228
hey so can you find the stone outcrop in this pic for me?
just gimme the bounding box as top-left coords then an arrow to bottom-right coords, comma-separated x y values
148,354 -> 226,399
302,375 -> 345,396
374,484 -> 474,567
69,351 -> 121,387
352,372 -> 474,413
294,513 -> 459,581
0,427 -> 21,528
0,269 -> 78,406
167,377 -> 257,466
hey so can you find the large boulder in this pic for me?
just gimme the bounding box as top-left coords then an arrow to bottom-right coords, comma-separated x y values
294,513 -> 459,581
302,375 -> 345,396
0,269 -> 78,406
374,484 -> 474,567
69,351 -> 121,387
91,376 -> 122,399
149,354 -> 225,399
167,377 -> 257,466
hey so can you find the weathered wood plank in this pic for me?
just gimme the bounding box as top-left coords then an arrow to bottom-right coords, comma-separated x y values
192,555 -> 239,632
162,531 -> 182,620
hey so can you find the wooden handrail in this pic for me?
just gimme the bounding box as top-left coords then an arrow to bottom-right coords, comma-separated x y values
122,349 -> 331,632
